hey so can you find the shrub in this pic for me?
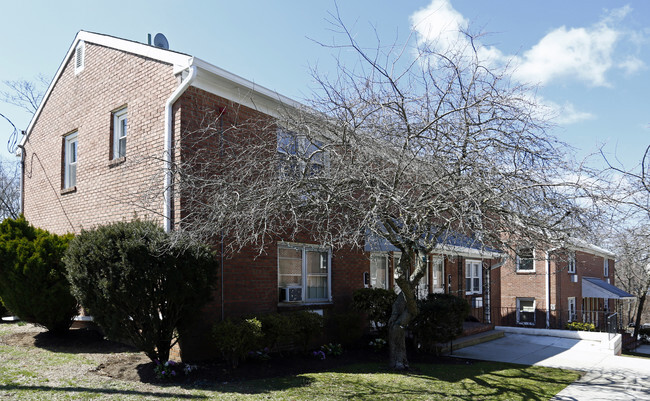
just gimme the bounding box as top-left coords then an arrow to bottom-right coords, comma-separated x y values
410,294 -> 470,353
0,217 -> 77,334
325,311 -> 363,345
258,311 -> 323,352
290,311 -> 324,351
258,313 -> 294,351
352,288 -> 397,332
213,318 -> 263,368
566,321 -> 596,332
64,220 -> 217,362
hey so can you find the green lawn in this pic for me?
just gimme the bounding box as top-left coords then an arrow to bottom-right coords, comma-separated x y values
0,324 -> 580,400
0,355 -> 579,400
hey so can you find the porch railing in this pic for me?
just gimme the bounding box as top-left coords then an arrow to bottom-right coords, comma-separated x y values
489,307 -> 617,332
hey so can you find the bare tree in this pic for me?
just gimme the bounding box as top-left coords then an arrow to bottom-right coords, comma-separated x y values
174,18 -> 589,369
0,75 -> 49,220
0,159 -> 19,220
612,226 -> 650,340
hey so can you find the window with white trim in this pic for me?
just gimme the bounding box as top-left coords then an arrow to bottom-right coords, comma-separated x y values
604,258 -> 609,277
432,257 -> 444,293
277,130 -> 327,178
568,297 -> 576,322
369,253 -> 388,289
416,256 -> 429,300
74,41 -> 85,74
63,132 -> 78,189
465,260 -> 482,294
278,244 -> 330,303
568,252 -> 576,274
516,248 -> 535,272
517,298 -> 535,325
112,107 -> 127,159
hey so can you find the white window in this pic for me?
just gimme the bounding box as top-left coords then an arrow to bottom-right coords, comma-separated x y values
517,298 -> 536,325
568,297 -> 576,322
568,252 -> 576,274
604,259 -> 609,277
74,41 -> 85,74
516,248 -> 535,272
113,108 -> 127,159
277,130 -> 326,178
432,257 -> 444,293
416,256 -> 429,300
369,253 -> 389,289
465,260 -> 482,294
278,245 -> 330,303
64,132 -> 78,189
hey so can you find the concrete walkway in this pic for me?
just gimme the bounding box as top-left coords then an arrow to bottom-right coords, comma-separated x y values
452,332 -> 650,400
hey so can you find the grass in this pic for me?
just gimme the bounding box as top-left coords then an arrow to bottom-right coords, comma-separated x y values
0,325 -> 581,400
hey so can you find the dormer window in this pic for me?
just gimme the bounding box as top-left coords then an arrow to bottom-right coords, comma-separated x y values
74,41 -> 85,74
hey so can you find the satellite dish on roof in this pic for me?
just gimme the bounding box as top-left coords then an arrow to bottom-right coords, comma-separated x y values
153,33 -> 169,50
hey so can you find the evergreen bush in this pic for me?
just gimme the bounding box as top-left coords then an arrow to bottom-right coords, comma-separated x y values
213,318 -> 263,368
0,217 -> 76,334
352,288 -> 397,334
410,294 -> 470,353
64,220 -> 217,362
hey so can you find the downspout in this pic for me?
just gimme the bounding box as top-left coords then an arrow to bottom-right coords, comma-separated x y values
163,64 -> 197,233
544,247 -> 561,329
17,142 -> 25,216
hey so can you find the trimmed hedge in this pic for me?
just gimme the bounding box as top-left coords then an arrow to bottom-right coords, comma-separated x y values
64,220 -> 217,362
353,288 -> 397,333
0,217 -> 76,334
410,294 -> 470,353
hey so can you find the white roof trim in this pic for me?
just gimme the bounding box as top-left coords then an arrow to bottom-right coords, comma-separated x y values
19,30 -> 193,150
568,238 -> 615,259
191,57 -> 303,118
434,244 -> 502,259
19,31 -> 305,151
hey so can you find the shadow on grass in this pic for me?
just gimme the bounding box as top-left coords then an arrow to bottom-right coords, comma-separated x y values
173,361 -> 577,400
32,329 -> 137,355
0,384 -> 206,399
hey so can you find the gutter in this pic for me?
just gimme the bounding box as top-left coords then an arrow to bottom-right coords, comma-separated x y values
163,64 -> 196,232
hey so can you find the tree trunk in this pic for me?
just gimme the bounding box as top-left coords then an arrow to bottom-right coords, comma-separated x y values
388,292 -> 411,370
633,293 -> 646,343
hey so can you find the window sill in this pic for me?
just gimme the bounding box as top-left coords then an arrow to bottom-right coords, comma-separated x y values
60,186 -> 77,195
108,156 -> 126,168
516,270 -> 536,274
277,301 -> 333,310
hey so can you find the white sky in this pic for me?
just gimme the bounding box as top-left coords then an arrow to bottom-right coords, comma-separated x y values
1,0 -> 648,170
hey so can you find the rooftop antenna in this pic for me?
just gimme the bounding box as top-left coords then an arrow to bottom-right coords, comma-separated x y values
153,33 -> 169,50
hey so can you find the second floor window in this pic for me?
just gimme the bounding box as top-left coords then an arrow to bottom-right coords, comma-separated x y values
64,132 -> 78,189
277,130 -> 326,179
604,259 -> 609,277
568,252 -> 576,274
113,108 -> 127,159
516,248 -> 535,272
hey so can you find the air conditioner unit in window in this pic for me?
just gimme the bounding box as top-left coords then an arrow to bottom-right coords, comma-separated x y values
280,286 -> 302,302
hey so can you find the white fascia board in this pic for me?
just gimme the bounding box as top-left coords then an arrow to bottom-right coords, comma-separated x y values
19,30 -> 192,151
190,57 -> 304,118
568,238 -> 615,259
433,244 -> 502,259
76,31 -> 192,68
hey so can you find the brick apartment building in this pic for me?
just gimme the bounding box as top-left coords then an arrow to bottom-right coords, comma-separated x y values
18,31 -> 633,357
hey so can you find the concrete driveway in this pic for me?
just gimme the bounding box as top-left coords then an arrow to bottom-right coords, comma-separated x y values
452,331 -> 650,400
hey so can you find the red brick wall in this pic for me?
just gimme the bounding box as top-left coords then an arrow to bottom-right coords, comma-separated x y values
23,42 -> 179,234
